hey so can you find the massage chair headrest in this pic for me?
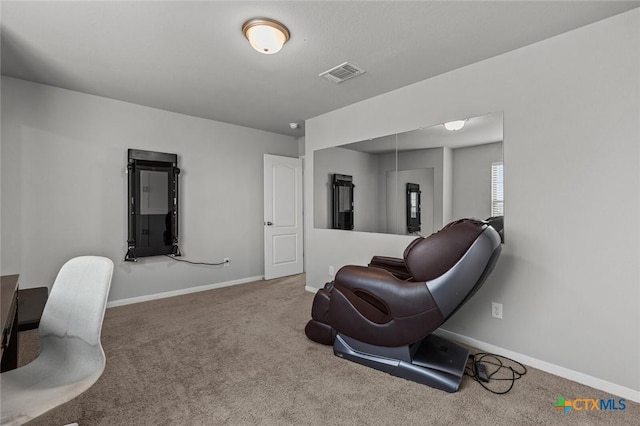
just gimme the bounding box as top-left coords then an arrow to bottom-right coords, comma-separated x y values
404,219 -> 486,282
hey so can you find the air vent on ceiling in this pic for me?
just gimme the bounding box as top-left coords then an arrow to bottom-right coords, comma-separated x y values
319,62 -> 366,84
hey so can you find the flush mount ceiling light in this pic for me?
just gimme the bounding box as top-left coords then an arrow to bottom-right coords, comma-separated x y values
444,119 -> 467,131
242,18 -> 290,54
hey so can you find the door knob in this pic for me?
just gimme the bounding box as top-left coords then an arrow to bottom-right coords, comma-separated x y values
265,221 -> 273,226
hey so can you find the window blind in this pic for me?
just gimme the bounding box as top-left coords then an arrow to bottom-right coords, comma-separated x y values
491,162 -> 504,217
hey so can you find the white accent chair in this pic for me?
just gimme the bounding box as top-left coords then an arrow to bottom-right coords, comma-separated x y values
1,256 -> 114,426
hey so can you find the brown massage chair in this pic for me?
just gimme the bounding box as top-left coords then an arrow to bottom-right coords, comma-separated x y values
305,218 -> 502,392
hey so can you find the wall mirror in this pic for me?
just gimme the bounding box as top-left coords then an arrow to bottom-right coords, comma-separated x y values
313,111 -> 503,238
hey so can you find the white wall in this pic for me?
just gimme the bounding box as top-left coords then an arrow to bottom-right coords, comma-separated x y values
304,9 -> 639,396
1,77 -> 298,302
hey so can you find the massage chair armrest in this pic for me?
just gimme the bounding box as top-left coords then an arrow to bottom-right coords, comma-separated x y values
334,265 -> 438,317
368,256 -> 412,280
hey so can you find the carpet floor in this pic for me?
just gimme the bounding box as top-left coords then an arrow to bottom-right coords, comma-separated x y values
17,274 -> 639,425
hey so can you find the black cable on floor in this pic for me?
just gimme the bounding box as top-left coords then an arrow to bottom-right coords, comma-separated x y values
465,352 -> 528,394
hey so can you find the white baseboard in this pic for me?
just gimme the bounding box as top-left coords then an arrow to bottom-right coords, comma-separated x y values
436,328 -> 640,403
305,285 -> 318,294
106,275 -> 264,308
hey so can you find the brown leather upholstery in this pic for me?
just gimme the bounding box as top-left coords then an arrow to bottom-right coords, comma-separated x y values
404,220 -> 483,282
368,255 -> 412,280
305,218 -> 493,347
304,287 -> 335,345
327,266 -> 444,346
366,237 -> 424,280
304,320 -> 334,345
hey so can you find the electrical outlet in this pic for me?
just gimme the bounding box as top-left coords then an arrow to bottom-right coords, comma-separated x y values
492,302 -> 503,319
329,265 -> 334,276
223,257 -> 230,267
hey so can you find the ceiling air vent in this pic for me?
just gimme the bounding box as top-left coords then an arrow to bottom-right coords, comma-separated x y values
319,62 -> 366,83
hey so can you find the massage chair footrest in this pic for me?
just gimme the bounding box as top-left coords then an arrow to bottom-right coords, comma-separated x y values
333,333 -> 469,393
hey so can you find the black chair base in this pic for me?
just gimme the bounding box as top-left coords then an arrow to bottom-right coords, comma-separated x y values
333,333 -> 469,393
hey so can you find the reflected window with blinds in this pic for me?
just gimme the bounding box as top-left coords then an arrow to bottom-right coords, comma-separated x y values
491,162 -> 504,217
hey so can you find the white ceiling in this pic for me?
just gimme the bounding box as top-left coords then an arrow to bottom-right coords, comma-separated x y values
2,1 -> 638,137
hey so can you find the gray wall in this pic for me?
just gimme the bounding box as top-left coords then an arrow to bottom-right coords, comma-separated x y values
452,142 -> 503,220
304,10 -> 639,394
397,147 -> 445,229
1,77 -> 298,302
385,168 -> 435,236
374,151 -> 396,233
313,146 -> 381,232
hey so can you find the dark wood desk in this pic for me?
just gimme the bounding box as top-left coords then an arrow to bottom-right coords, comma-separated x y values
1,274 -> 19,372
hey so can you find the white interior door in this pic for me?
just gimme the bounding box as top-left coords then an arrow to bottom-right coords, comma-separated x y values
264,154 -> 303,280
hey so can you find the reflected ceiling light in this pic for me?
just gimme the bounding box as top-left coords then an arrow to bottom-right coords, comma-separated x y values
242,18 -> 290,54
444,119 -> 467,131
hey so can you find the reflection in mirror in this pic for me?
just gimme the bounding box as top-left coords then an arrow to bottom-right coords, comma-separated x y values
386,168 -> 434,235
313,111 -> 503,238
406,183 -> 421,233
332,174 -> 354,230
139,170 -> 169,215
313,134 -> 396,233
